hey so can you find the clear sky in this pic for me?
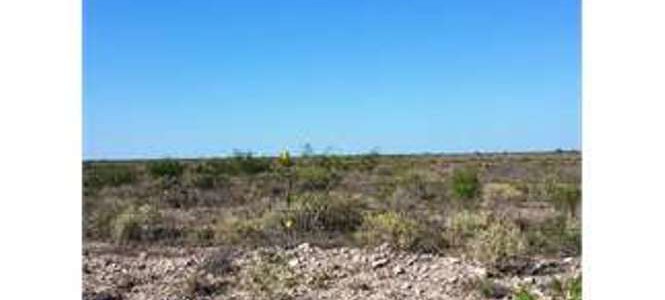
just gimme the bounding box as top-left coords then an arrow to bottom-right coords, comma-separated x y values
84,0 -> 580,159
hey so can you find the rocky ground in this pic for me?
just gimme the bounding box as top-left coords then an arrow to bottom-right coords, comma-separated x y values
83,242 -> 580,300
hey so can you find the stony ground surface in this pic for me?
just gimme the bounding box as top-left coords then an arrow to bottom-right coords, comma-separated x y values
83,242 -> 580,300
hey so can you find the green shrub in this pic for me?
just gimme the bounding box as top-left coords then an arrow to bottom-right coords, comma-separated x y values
356,211 -> 436,251
148,160 -> 184,178
567,275 -> 582,300
358,151 -> 380,171
550,275 -> 582,300
451,167 -> 480,200
474,278 -> 510,299
514,287 -> 537,300
84,164 -> 136,190
317,155 -> 348,172
110,204 -> 161,244
469,218 -> 526,263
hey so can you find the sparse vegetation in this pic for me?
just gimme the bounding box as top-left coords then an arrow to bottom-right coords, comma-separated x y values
83,152 -> 581,260
295,165 -> 340,191
84,163 -> 136,191
525,215 -> 581,256
243,251 -> 299,300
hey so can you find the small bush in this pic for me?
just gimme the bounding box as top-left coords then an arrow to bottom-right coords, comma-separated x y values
469,218 -> 527,263
201,249 -> 236,276
525,216 -> 581,256
148,160 -> 184,178
552,184 -> 581,218
550,275 -> 581,300
567,275 -> 582,300
396,172 -> 443,201
474,278 -> 510,299
188,172 -> 228,190
84,197 -> 130,239
317,155 -> 348,172
513,287 -> 537,300
243,251 -> 299,299
356,211 -> 436,251
281,194 -> 364,233
110,204 -> 161,244
295,166 -> 340,191
451,167 -> 480,200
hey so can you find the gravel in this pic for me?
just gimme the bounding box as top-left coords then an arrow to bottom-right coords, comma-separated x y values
83,242 -> 580,300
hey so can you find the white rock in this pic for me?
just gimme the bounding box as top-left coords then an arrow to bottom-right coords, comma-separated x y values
393,266 -> 405,275
372,258 -> 390,269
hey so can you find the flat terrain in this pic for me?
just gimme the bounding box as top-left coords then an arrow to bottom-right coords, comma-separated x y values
83,151 -> 581,299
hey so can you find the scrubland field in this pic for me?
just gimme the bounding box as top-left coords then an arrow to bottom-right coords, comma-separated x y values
83,151 -> 581,300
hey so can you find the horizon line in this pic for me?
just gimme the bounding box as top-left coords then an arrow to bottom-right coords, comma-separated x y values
83,148 -> 581,163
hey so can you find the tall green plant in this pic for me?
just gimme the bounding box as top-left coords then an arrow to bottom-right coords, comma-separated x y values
451,167 -> 480,200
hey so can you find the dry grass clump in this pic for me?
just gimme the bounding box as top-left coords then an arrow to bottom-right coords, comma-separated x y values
469,218 -> 527,263
482,183 -> 525,205
242,251 -> 299,300
110,203 -> 162,244
215,214 -> 273,245
356,211 -> 440,252
551,184 -> 581,218
445,210 -> 526,263
445,210 -> 491,247
281,193 -> 363,232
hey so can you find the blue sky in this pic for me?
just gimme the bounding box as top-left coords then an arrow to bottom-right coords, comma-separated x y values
84,0 -> 580,159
